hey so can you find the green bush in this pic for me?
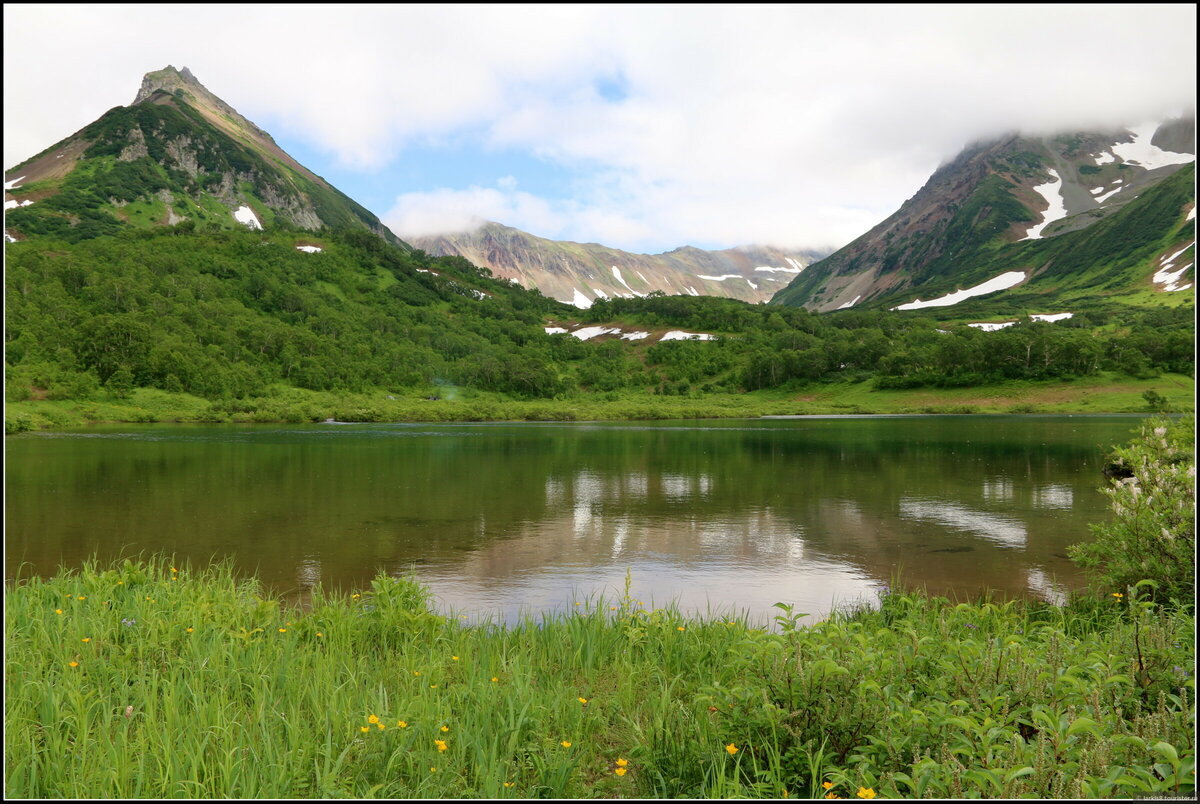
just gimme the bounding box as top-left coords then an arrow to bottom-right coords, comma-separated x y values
1069,416 -> 1195,604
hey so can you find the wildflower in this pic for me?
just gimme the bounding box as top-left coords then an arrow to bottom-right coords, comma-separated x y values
117,581 -> 124,585
316,632 -> 324,637
561,741 -> 572,748
81,637 -> 91,643
578,697 -> 588,704
441,725 -> 449,732
430,767 -> 438,772
124,705 -> 134,718
725,743 -> 738,755
677,626 -> 685,631
55,609 -> 63,615
398,721 -> 408,728
414,671 -> 421,676
77,596 -> 86,600
503,781 -> 514,787
69,661 -> 79,668
491,677 -> 499,683
610,606 -> 617,610
435,739 -> 448,752
823,782 -> 834,790
368,715 -> 380,724
451,655 -> 459,661
171,567 -> 177,573
278,628 -> 287,633
360,726 -> 370,733
857,788 -> 876,799
615,767 -> 627,776
825,794 -> 840,800
121,618 -> 136,627
430,684 -> 438,689
186,628 -> 194,633
376,723 -> 385,730
616,758 -> 629,767
351,594 -> 361,599
575,602 -> 582,606
964,623 -> 977,629
1112,592 -> 1124,599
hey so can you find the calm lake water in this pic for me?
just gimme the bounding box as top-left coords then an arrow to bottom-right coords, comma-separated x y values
5,416 -> 1146,624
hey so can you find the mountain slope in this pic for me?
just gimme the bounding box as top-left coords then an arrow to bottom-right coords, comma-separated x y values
4,66 -> 407,247
772,119 -> 1195,313
410,222 -> 826,306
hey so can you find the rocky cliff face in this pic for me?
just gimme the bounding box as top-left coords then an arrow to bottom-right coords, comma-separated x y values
772,118 -> 1196,312
411,222 -> 826,306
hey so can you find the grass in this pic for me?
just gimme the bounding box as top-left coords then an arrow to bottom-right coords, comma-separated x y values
5,373 -> 1194,433
5,558 -> 1194,798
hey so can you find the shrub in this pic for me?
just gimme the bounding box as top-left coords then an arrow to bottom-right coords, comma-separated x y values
1069,416 -> 1195,604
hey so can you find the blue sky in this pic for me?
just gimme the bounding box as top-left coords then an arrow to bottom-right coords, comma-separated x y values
4,5 -> 1196,254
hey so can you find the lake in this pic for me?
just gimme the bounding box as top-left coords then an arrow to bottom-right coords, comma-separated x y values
4,415 -> 1146,624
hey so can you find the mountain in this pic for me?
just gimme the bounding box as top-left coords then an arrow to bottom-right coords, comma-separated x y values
409,222 -> 826,306
772,118 -> 1196,313
4,66 -> 407,247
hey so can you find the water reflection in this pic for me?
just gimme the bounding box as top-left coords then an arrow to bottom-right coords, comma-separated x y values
6,416 -> 1143,625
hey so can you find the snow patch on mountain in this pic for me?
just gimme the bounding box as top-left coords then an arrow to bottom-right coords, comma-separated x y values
233,205 -> 262,230
661,331 -> 716,341
698,274 -> 741,281
620,331 -> 649,340
1111,123 -> 1196,171
969,321 -> 1018,331
892,271 -> 1026,310
1093,151 -> 1115,165
754,265 -> 802,274
544,327 -> 568,334
1094,180 -> 1125,204
611,266 -> 644,296
4,199 -> 34,209
836,295 -> 861,310
571,288 -> 593,309
4,176 -> 26,191
1030,313 -> 1073,322
295,245 -> 322,253
785,257 -> 807,272
1154,240 -> 1195,292
1020,170 -> 1068,240
570,326 -> 618,341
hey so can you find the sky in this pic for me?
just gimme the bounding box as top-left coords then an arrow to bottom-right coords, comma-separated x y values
4,4 -> 1196,254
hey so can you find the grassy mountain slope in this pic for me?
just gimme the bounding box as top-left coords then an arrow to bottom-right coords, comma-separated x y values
4,66 -> 406,247
773,123 -> 1195,314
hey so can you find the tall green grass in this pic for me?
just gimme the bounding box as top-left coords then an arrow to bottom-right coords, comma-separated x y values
5,558 -> 1194,798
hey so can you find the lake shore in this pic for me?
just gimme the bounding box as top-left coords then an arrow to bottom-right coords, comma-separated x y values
5,371 -> 1194,433
6,557 -> 1192,798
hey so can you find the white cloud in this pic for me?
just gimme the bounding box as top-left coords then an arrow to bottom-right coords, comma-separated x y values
4,4 -> 1195,252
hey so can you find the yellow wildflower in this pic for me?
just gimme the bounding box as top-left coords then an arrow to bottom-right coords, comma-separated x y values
376,723 -> 385,730
441,725 -> 449,732
677,626 -> 685,631
81,637 -> 91,643
359,726 -> 369,733
413,670 -> 421,676
823,781 -> 834,790
826,795 -> 840,800
351,594 -> 361,599
578,697 -> 588,704
186,627 -> 194,633
171,567 -> 177,573
316,632 -> 323,637
503,781 -> 514,788
857,788 -> 876,799
77,596 -> 86,600
430,767 -> 438,772
725,743 -> 738,755
561,741 -> 572,748
368,714 -> 380,724
397,721 -> 408,728
615,767 -> 627,776
55,609 -> 63,615
435,739 -> 448,752
451,655 -> 459,661
616,758 -> 629,767
278,628 -> 287,633
430,684 -> 438,689
1112,592 -> 1124,599
117,580 -> 124,585
491,677 -> 499,683
68,661 -> 79,668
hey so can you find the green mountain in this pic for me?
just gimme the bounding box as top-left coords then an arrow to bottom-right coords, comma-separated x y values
772,120 -> 1196,315
3,66 -> 407,247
